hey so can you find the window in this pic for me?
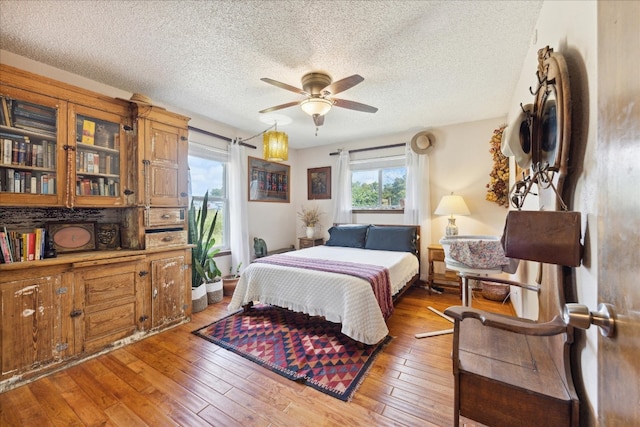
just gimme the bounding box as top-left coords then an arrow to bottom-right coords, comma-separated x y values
351,155 -> 406,211
188,134 -> 229,249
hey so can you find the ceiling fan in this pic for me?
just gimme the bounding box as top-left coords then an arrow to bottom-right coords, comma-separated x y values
258,71 -> 378,126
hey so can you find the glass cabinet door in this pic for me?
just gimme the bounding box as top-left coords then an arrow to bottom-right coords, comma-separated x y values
70,105 -> 127,207
0,86 -> 66,206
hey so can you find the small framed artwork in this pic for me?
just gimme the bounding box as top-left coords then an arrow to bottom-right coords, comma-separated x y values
307,166 -> 331,200
96,223 -> 121,250
46,222 -> 96,253
248,156 -> 290,203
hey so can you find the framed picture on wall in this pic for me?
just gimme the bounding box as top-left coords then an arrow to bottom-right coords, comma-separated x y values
248,156 -> 290,203
307,166 -> 331,200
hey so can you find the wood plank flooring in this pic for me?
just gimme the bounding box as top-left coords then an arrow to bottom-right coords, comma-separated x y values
0,285 -> 514,426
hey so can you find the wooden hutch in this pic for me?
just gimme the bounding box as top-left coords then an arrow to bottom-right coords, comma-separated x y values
0,64 -> 192,391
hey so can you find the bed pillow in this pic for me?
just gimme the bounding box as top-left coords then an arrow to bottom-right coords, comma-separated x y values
365,225 -> 417,253
325,225 -> 369,248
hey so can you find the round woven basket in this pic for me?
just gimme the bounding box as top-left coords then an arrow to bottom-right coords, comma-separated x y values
481,281 -> 510,302
206,280 -> 223,304
192,284 -> 208,313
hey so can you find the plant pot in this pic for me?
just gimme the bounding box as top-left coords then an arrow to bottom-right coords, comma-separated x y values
191,283 -> 208,313
206,279 -> 223,304
306,226 -> 315,238
222,275 -> 240,296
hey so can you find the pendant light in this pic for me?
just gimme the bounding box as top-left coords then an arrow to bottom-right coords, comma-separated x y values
263,122 -> 288,162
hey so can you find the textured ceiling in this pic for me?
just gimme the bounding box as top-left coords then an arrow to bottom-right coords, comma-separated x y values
0,1 -> 542,149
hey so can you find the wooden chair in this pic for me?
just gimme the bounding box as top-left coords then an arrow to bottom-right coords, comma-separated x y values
444,220 -> 580,426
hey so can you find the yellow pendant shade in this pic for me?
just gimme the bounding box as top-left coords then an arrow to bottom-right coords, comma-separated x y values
263,130 -> 288,162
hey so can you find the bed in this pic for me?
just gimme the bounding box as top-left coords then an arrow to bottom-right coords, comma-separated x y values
228,224 -> 420,345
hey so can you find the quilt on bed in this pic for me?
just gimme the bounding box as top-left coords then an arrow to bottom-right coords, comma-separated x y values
228,246 -> 419,345
254,254 -> 394,319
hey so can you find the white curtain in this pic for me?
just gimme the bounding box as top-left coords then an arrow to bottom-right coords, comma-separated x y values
332,150 -> 352,224
404,143 -> 422,225
403,144 -> 431,279
229,140 -> 251,273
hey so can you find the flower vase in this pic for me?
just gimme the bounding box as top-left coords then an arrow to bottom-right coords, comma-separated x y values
306,226 -> 315,238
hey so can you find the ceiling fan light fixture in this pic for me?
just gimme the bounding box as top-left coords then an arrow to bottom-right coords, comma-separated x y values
263,130 -> 289,162
300,98 -> 333,117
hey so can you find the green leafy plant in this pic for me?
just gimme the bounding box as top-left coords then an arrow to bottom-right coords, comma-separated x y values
188,192 -> 221,287
224,262 -> 242,279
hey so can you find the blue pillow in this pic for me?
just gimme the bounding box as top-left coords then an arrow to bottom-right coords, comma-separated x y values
325,225 -> 369,248
365,226 -> 417,253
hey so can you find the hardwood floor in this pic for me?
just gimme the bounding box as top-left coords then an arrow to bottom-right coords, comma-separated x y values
0,284 -> 514,426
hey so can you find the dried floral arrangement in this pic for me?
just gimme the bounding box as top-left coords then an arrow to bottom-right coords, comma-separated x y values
297,204 -> 323,226
486,125 -> 509,207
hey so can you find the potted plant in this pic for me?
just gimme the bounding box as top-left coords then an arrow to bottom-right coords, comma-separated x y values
297,204 -> 323,238
188,192 -> 222,311
222,262 -> 242,296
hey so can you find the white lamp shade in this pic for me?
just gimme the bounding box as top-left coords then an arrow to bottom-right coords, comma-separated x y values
300,98 -> 333,116
434,194 -> 471,216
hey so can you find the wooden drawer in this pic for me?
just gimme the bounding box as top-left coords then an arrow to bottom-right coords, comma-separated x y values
299,238 -> 324,249
147,208 -> 186,228
145,230 -> 188,249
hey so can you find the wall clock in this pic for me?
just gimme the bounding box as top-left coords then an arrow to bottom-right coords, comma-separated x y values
47,222 -> 96,253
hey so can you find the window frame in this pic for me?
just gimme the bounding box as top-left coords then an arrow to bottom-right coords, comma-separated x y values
350,154 -> 407,213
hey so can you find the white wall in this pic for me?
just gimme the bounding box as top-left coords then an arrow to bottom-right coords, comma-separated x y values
505,0 -> 598,421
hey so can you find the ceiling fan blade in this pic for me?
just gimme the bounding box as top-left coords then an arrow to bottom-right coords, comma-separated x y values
313,114 -> 324,127
259,101 -> 301,114
260,78 -> 307,95
323,74 -> 364,95
332,98 -> 378,113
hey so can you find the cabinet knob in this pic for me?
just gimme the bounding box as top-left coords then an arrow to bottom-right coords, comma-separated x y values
70,309 -> 83,318
124,189 -> 134,195
180,192 -> 188,197
139,271 -> 148,277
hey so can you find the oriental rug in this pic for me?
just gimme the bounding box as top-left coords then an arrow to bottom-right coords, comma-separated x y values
193,304 -> 391,401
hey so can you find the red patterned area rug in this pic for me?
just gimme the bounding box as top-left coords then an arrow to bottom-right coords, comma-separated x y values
193,304 -> 391,401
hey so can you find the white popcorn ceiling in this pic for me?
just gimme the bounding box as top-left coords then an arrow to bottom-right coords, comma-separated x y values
0,1 -> 542,149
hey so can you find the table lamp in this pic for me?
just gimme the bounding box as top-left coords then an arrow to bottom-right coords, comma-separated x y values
434,193 -> 470,236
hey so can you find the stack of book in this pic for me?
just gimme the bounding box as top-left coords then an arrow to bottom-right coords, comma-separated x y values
3,98 -> 57,138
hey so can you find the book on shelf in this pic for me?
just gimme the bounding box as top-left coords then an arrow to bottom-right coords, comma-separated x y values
0,230 -> 12,263
13,116 -> 56,132
36,143 -> 43,167
13,171 -> 20,193
1,98 -> 12,127
1,139 -> 10,164
82,120 -> 95,145
11,100 -> 56,124
25,232 -> 36,261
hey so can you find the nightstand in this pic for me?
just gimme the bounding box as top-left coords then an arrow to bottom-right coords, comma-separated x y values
427,244 -> 462,296
298,237 -> 324,249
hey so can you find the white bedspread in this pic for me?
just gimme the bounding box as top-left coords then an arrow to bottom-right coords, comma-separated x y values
228,246 -> 419,344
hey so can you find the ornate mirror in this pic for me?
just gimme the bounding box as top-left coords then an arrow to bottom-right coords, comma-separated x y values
532,46 -> 571,178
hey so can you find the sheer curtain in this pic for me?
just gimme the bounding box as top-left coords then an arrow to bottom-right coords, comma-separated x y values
404,143 -> 422,225
229,139 -> 251,273
403,144 -> 431,279
332,150 -> 352,224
